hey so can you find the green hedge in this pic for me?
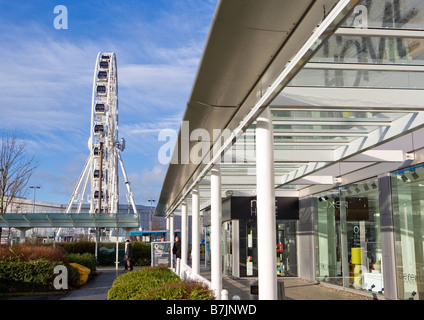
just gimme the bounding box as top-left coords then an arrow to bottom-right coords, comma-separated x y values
0,244 -> 95,293
55,241 -> 151,266
107,266 -> 214,300
55,241 -> 95,254
0,258 -> 80,293
66,252 -> 97,274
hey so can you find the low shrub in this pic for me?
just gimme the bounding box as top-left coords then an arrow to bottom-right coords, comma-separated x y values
55,241 -> 95,255
0,258 -> 64,292
54,241 -> 151,266
135,280 -> 214,300
0,244 -> 66,263
132,242 -> 151,266
107,266 -> 213,300
0,244 -> 94,293
108,266 -> 179,300
65,252 -> 97,274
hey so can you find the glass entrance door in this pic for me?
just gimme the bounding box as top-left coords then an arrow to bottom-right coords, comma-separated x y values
277,220 -> 298,277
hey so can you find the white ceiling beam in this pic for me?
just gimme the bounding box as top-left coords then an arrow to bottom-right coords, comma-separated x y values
347,150 -> 405,162
335,27 -> 424,39
288,175 -> 337,185
333,112 -> 424,160
274,149 -> 334,162
304,62 -> 424,72
271,87 -> 424,111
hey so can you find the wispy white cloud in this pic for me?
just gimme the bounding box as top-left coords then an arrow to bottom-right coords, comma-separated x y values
124,164 -> 168,202
0,0 -> 217,205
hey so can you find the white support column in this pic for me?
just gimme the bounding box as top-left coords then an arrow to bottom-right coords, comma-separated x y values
19,229 -> 26,244
166,217 -> 170,241
256,106 -> 277,300
181,201 -> 188,265
232,220 -> 240,278
169,214 -> 175,270
192,186 -> 200,276
211,164 -> 222,299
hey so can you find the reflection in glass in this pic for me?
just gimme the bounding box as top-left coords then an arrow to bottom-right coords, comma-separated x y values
289,69 -> 424,89
342,0 -> 424,30
392,164 -> 424,300
311,36 -> 424,65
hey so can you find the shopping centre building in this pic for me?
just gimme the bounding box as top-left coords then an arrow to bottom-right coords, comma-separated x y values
155,0 -> 424,300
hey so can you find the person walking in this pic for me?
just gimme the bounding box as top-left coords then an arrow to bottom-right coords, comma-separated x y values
124,239 -> 133,271
173,235 -> 181,262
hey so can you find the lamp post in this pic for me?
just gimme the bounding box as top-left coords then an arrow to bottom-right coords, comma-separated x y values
148,199 -> 155,231
29,186 -> 40,213
29,186 -> 40,243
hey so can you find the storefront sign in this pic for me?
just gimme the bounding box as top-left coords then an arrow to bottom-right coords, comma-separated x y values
151,241 -> 171,267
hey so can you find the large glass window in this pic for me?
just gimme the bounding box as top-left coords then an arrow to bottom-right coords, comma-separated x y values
314,189 -> 343,286
392,164 -> 424,300
223,221 -> 233,276
239,219 -> 258,277
314,178 -> 383,293
341,178 -> 382,293
239,219 -> 298,277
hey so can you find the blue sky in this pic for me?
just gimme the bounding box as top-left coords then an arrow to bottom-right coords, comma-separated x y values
0,0 -> 217,206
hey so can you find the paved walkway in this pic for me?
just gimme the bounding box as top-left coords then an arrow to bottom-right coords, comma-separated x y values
219,276 -> 373,300
198,267 -> 373,300
60,265 -> 373,300
61,266 -> 124,300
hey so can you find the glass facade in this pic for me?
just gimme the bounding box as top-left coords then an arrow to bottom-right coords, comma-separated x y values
392,163 -> 424,300
314,177 -> 382,293
314,164 -> 424,299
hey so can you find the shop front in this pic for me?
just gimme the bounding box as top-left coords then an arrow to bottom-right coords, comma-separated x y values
313,162 -> 424,299
203,196 -> 299,279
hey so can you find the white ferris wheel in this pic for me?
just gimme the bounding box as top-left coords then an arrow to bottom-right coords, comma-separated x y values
65,52 -> 137,215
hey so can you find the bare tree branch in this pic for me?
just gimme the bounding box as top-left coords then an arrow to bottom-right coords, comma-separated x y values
0,132 -> 40,215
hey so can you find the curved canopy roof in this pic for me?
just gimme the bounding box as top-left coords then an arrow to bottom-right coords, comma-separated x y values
156,0 -> 424,216
0,213 -> 139,229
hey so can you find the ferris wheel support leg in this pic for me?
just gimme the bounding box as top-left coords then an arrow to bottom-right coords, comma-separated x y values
77,155 -> 93,213
117,152 -> 138,215
65,155 -> 92,213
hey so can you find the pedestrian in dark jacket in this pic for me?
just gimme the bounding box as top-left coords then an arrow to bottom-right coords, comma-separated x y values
124,239 -> 133,271
173,236 -> 181,260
